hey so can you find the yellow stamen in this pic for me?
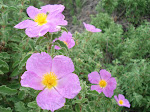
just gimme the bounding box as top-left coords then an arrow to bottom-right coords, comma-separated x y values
63,41 -> 68,47
99,80 -> 107,88
42,72 -> 57,89
34,13 -> 47,26
119,100 -> 124,105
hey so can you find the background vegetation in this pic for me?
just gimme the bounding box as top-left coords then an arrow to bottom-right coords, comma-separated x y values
0,0 -> 149,112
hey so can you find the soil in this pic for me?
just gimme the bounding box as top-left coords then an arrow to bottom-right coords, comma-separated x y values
41,0 -> 99,33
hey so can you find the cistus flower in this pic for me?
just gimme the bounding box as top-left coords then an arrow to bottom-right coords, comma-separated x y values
88,69 -> 117,98
114,94 -> 130,108
21,52 -> 81,111
54,31 -> 75,49
14,5 -> 67,38
83,22 -> 101,32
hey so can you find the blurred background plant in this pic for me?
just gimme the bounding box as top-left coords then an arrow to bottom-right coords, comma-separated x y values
0,0 -> 150,112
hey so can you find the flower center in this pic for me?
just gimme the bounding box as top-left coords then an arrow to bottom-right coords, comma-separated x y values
119,100 -> 124,105
63,41 -> 68,47
99,80 -> 107,88
42,72 -> 57,89
34,13 -> 47,26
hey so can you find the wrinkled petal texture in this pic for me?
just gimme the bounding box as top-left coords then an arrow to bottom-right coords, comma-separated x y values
41,4 -> 65,14
114,95 -> 119,102
26,52 -> 52,76
25,25 -> 49,37
52,55 -> 74,78
36,88 -> 65,111
91,85 -> 102,93
103,86 -> 114,98
100,69 -> 111,81
56,73 -> 81,99
21,71 -> 44,90
27,6 -> 40,19
83,22 -> 101,32
88,71 -> 100,84
14,20 -> 37,29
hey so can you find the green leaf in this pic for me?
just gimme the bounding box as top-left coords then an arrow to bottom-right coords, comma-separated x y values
61,27 -> 68,32
15,102 -> 28,112
19,54 -> 31,69
0,106 -> 12,112
72,98 -> 88,104
18,90 -> 26,100
0,85 -> 17,95
10,67 -> 21,77
27,101 -> 38,108
54,40 -> 68,50
0,69 -> 4,74
0,59 -> 9,71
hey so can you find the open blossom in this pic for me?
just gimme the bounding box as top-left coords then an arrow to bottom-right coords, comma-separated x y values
88,69 -> 117,98
114,94 -> 130,108
54,31 -> 75,49
83,22 -> 101,32
14,5 -> 67,38
21,52 -> 81,111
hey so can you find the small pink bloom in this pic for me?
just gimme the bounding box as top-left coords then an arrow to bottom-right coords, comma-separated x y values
88,69 -> 117,98
14,5 -> 67,38
54,31 -> 75,49
21,52 -> 81,111
83,22 -> 101,32
114,94 -> 130,108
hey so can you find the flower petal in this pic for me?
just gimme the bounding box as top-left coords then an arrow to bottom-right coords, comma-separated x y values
36,88 -> 65,111
14,20 -> 36,29
68,38 -> 75,49
118,94 -> 125,100
52,55 -> 74,78
123,99 -> 130,108
99,69 -> 111,81
107,77 -> 117,91
26,52 -> 52,77
56,73 -> 81,99
25,25 -> 49,38
27,6 -> 40,19
41,4 -> 65,14
91,85 -> 102,93
21,71 -> 44,90
88,71 -> 100,84
114,95 -> 119,102
103,87 -> 114,98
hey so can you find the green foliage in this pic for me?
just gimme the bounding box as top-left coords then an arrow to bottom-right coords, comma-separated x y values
96,0 -> 150,25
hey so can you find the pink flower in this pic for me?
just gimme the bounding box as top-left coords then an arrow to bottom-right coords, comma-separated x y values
21,52 -> 81,111
88,69 -> 117,98
54,31 -> 75,49
83,22 -> 101,32
14,5 -> 67,38
114,94 -> 130,108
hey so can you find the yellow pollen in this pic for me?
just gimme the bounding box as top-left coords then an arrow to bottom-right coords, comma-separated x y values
42,72 -> 57,89
119,100 -> 124,105
34,13 -> 47,26
63,41 -> 68,47
99,80 -> 107,88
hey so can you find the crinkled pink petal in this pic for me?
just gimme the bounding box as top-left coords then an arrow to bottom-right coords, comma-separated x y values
26,52 -> 52,77
107,77 -> 117,91
56,73 -> 81,99
21,71 -> 44,90
91,85 -> 102,93
54,45 -> 61,50
88,71 -> 100,84
36,88 -> 65,111
83,22 -> 101,32
14,20 -> 37,29
41,4 -> 65,14
118,94 -> 125,100
68,38 -> 75,49
103,86 -> 114,98
114,95 -> 119,102
52,55 -> 74,78
25,25 -> 49,38
27,6 -> 40,19
100,69 -> 111,81
123,99 -> 130,108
